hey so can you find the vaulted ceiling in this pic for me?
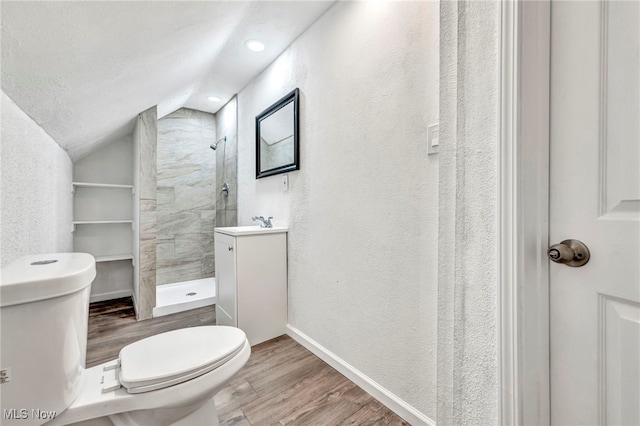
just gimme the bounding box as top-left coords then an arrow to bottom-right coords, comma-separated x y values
1,1 -> 334,160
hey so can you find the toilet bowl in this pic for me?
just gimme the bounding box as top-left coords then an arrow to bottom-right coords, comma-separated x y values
50,326 -> 250,426
0,253 -> 250,426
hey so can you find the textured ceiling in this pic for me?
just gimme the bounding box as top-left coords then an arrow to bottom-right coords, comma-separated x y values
1,1 -> 334,160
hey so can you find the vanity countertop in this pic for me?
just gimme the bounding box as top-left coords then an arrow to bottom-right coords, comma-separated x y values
214,226 -> 288,237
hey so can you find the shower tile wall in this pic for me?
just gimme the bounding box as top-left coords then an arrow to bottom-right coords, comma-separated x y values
136,106 -> 157,320
156,108 -> 216,285
215,96 -> 238,227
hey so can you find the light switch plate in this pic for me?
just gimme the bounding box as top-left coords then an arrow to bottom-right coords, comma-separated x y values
282,174 -> 288,192
427,123 -> 439,155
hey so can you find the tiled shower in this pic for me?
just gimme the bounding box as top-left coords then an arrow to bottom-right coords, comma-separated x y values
153,98 -> 237,315
156,108 -> 217,285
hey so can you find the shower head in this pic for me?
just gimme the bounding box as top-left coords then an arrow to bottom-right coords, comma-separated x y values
210,136 -> 226,151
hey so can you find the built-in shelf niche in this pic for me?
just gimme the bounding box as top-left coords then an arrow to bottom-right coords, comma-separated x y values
72,136 -> 135,303
73,183 -> 134,224
72,176 -> 135,245
71,183 -> 135,253
73,221 -> 134,260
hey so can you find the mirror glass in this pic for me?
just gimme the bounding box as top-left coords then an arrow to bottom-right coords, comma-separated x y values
256,88 -> 299,178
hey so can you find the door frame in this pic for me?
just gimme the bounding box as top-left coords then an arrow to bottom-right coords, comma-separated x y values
498,1 -> 552,424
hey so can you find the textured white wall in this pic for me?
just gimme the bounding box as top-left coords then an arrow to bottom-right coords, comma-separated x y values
1,91 -> 73,266
238,2 -> 439,419
437,2 -> 500,425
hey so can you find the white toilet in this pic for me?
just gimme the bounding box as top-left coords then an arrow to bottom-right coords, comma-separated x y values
0,253 -> 250,426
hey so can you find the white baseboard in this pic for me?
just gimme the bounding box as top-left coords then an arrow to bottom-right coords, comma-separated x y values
90,289 -> 132,303
286,324 -> 435,426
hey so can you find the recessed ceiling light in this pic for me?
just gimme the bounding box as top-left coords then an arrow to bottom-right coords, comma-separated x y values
207,96 -> 221,102
245,40 -> 265,52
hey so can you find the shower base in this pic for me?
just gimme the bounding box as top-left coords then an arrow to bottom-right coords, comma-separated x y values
153,277 -> 216,317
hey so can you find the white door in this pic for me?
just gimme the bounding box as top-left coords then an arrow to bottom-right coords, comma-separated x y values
550,1 -> 640,425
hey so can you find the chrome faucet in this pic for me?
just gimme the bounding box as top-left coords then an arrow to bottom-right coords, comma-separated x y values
252,216 -> 273,228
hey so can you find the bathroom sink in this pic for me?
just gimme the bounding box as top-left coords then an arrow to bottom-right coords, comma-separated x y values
214,226 -> 288,236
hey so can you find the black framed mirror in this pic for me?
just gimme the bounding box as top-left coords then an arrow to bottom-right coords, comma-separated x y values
256,88 -> 299,179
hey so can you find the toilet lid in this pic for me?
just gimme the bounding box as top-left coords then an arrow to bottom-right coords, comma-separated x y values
119,326 -> 246,393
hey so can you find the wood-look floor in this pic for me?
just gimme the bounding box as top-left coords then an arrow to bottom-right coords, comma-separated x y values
87,298 -> 409,425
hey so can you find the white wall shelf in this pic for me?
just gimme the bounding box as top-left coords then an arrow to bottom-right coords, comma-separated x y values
71,220 -> 134,232
95,253 -> 134,263
73,220 -> 133,225
72,182 -> 135,194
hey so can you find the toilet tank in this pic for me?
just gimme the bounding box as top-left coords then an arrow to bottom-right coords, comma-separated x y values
0,253 -> 96,426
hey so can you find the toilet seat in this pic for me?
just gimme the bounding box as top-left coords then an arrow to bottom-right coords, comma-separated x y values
46,326 -> 251,426
119,326 -> 246,394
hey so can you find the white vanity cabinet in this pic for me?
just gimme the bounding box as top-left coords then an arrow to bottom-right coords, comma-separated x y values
214,226 -> 288,346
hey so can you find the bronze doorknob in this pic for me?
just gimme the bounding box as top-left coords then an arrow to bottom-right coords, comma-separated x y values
548,239 -> 590,267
